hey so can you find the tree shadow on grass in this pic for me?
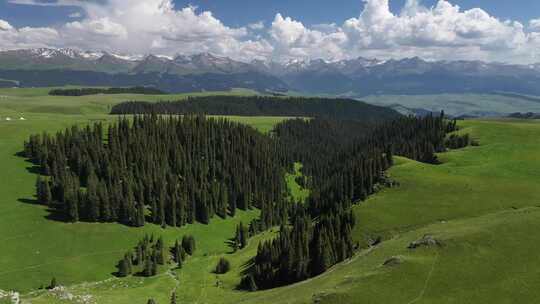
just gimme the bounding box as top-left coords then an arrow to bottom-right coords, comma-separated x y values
239,257 -> 255,277
233,257 -> 256,290
224,237 -> 238,254
18,198 -> 40,205
17,198 -> 71,222
14,151 -> 43,175
25,165 -> 42,175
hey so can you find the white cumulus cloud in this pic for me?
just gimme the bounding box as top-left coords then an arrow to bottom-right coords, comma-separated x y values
0,20 -> 14,31
269,14 -> 347,61
530,19 -> 540,32
2,0 -> 540,64
340,0 -> 529,59
0,19 -> 60,50
248,21 -> 265,31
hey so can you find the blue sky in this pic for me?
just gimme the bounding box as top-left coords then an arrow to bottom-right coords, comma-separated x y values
1,0 -> 538,28
1,0 -> 539,64
129,0 -> 540,26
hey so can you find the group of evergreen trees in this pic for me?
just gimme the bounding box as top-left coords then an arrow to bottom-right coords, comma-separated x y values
117,234 -> 195,277
445,133 -> 476,149
170,235 -> 196,270
49,86 -> 165,96
241,204 -> 355,290
25,115 -> 290,228
232,222 -> 248,251
117,235 -> 165,277
109,96 -> 400,122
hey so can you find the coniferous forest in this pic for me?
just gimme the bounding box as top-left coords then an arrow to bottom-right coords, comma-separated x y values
109,96 -> 400,122
22,96 -> 467,291
242,113 -> 460,289
26,115 -> 289,228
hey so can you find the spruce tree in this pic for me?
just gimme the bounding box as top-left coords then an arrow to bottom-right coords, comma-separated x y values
217,184 -> 228,218
155,237 -> 165,265
118,257 -> 129,277
136,200 -> 145,227
36,176 -> 53,205
173,240 -> 183,268
48,277 -> 58,289
239,222 -> 247,249
143,258 -> 152,277
182,235 -> 196,255
151,255 -> 158,276
170,291 -> 177,304
66,195 -> 79,222
42,179 -> 52,206
242,274 -> 257,291
215,257 -> 231,274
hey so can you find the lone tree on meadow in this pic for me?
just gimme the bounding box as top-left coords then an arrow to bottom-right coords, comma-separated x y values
214,257 -> 231,274
172,240 -> 185,268
47,277 -> 58,289
181,235 -> 196,256
235,222 -> 248,249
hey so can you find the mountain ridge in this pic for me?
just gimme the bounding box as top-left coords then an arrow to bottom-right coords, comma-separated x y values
3,47 -> 540,97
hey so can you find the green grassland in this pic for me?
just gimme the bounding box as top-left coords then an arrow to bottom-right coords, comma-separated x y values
0,88 -> 286,297
285,163 -> 310,203
234,119 -> 540,304
1,88 -> 540,303
0,87 -> 258,117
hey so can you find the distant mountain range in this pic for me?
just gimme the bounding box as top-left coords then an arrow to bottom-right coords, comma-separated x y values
507,112 -> 540,119
0,48 -> 287,93
2,48 -> 540,97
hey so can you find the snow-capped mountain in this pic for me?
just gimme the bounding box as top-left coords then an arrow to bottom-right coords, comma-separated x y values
2,47 -> 540,96
0,48 -> 141,73
0,48 -> 288,93
25,48 -> 140,61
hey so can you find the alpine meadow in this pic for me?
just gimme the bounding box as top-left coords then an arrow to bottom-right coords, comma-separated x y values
1,1 -> 540,304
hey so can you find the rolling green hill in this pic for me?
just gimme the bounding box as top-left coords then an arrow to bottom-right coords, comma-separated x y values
1,88 -> 539,303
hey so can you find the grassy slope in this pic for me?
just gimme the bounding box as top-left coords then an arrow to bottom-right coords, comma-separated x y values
285,163 -> 310,203
2,88 -> 540,303
0,111 -> 269,291
0,87 -> 259,117
0,88 -> 287,297
232,119 -> 540,304
27,120 -> 540,304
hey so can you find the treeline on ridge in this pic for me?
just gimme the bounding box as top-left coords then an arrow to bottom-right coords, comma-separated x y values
49,86 -> 166,96
27,114 -> 290,229
109,96 -> 400,122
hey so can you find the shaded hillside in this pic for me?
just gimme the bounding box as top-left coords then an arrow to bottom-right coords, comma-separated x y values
0,70 -> 288,94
